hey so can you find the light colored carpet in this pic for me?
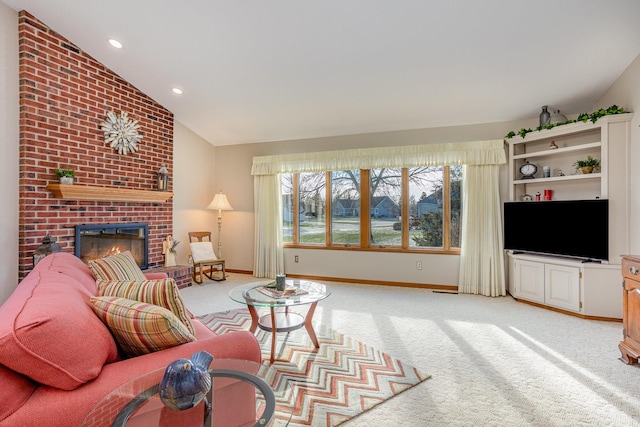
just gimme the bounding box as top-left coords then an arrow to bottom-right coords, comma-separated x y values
180,273 -> 640,426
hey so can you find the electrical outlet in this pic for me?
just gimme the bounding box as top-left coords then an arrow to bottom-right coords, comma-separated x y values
295,255 -> 299,263
416,261 -> 422,270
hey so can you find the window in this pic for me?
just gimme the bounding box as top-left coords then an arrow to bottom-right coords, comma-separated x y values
283,166 -> 461,252
299,172 -> 326,245
370,168 -> 402,247
409,166 -> 444,248
281,173 -> 294,243
331,170 -> 360,245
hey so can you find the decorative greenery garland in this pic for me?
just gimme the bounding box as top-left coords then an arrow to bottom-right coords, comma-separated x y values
505,105 -> 627,139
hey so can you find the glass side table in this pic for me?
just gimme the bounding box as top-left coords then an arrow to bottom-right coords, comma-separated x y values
228,279 -> 331,363
80,359 -> 290,427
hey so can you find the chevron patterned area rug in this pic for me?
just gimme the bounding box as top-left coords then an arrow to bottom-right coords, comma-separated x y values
197,308 -> 430,426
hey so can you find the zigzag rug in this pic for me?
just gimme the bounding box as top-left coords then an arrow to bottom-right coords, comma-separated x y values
197,308 -> 430,426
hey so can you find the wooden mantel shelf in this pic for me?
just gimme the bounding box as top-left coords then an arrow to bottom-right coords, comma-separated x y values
46,183 -> 173,202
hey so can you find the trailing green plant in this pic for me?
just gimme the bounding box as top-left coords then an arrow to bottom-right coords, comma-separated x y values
55,168 -> 75,178
505,105 -> 627,139
573,155 -> 600,171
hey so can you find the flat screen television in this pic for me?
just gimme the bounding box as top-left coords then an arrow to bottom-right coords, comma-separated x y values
503,199 -> 608,262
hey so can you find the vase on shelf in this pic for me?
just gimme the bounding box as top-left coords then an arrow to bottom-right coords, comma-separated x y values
549,110 -> 568,125
580,166 -> 594,174
539,106 -> 550,127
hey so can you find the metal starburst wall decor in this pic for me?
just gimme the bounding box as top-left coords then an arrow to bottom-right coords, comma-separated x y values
100,110 -> 142,155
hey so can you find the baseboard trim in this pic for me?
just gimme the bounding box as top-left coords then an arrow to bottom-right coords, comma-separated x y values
225,269 -> 457,291
511,296 -> 622,322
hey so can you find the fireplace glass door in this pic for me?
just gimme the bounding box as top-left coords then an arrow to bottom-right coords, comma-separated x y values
75,223 -> 148,269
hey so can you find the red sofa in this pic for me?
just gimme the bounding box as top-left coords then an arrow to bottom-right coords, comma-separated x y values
0,252 -> 261,426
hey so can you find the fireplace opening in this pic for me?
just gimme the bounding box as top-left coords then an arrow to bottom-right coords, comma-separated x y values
75,223 -> 148,269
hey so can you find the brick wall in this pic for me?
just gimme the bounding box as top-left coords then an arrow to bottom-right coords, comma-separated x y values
18,11 -> 174,279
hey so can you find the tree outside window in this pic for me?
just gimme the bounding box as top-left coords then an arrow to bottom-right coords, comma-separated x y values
282,165 -> 461,252
299,172 -> 326,245
331,170 -> 360,245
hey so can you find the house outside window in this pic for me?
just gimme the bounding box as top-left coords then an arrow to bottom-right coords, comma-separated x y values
283,165 -> 461,253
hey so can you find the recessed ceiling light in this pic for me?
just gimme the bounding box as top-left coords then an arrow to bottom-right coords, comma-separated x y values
108,39 -> 123,49
172,88 -> 183,95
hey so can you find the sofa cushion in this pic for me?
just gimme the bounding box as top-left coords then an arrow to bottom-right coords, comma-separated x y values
88,251 -> 147,281
36,251 -> 99,294
0,271 -> 120,390
90,296 -> 195,357
97,278 -> 195,336
190,241 -> 218,262
0,365 -> 37,423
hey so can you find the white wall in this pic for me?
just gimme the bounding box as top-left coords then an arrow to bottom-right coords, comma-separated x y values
172,121 -> 218,265
0,3 -> 19,302
594,53 -> 640,254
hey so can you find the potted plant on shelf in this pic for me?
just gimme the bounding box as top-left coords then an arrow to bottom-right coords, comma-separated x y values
573,156 -> 600,174
55,168 -> 75,184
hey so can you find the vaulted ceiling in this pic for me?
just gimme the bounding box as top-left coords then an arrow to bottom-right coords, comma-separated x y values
4,0 -> 640,146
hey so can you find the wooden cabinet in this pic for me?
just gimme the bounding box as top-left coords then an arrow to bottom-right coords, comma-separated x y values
511,254 -> 580,312
505,114 -> 632,320
513,258 -> 544,303
505,113 -> 632,265
508,252 -> 621,319
620,255 -> 640,365
545,263 -> 581,312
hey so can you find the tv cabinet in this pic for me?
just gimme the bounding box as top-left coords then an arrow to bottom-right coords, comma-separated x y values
505,113 -> 632,320
506,113 -> 632,264
620,255 -> 640,364
508,252 -> 621,320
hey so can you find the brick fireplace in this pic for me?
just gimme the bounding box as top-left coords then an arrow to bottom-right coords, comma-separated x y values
17,12 -> 174,279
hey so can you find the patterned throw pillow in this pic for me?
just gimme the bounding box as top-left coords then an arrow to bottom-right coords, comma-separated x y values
190,241 -> 218,262
88,251 -> 147,281
90,296 -> 195,357
97,278 -> 195,336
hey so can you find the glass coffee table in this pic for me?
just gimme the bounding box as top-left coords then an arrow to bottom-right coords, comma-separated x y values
80,359 -> 290,427
229,280 -> 331,363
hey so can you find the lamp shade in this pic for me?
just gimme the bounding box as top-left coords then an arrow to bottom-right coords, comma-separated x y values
207,192 -> 233,211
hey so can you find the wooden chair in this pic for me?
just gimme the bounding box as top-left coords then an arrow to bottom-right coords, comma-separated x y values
188,232 -> 226,283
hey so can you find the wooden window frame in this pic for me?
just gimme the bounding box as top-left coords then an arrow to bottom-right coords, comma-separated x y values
285,166 -> 460,255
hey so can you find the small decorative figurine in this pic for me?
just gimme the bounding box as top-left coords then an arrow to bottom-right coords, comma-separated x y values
159,350 -> 214,411
162,235 -> 179,267
549,140 -> 558,149
557,169 -> 565,176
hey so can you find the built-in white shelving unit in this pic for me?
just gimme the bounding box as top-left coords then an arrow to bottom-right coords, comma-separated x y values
505,113 -> 633,320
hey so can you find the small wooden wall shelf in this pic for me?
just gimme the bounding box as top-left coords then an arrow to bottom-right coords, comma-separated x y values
46,183 -> 173,203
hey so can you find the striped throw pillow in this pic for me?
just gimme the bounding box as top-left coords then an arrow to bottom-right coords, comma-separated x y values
97,278 -> 195,336
88,251 -> 147,281
90,296 -> 195,357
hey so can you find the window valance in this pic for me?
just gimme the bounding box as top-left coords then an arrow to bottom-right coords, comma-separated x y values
251,139 -> 505,175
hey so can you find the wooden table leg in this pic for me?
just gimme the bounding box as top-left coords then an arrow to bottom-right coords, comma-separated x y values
247,305 -> 259,333
304,301 -> 320,348
269,307 -> 277,364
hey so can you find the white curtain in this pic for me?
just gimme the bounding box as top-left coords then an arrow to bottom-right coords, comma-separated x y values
253,174 -> 284,278
458,164 -> 506,296
251,140 -> 505,174
251,139 -> 507,294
